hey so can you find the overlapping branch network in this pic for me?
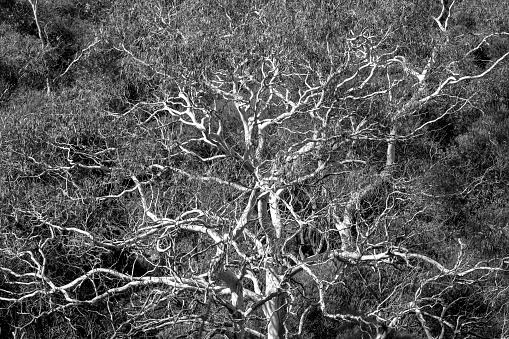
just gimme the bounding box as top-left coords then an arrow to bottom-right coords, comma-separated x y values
2,16 -> 508,338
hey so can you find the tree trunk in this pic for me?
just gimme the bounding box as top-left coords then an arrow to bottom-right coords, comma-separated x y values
217,269 -> 245,338
263,269 -> 286,339
27,0 -> 51,95
386,125 -> 397,167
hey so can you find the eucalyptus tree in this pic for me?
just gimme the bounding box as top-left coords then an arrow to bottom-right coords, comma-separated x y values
1,1 -> 508,338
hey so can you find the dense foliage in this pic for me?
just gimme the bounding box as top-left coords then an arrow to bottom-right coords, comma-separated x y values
1,1 -> 508,338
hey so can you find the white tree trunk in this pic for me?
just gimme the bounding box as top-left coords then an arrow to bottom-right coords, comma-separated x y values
386,125 -> 397,167
263,269 -> 286,339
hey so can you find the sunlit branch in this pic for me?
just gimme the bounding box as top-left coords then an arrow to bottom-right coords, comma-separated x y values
149,164 -> 250,192
420,50 -> 509,103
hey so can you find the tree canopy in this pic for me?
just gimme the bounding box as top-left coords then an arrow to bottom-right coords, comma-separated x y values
1,1 -> 509,338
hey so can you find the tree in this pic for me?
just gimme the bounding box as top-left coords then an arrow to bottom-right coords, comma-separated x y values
1,1 -> 509,338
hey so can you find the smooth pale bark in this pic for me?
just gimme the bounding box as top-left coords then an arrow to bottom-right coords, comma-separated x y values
386,125 -> 397,167
262,268 -> 286,339
269,190 -> 284,239
334,210 -> 354,253
27,0 -> 51,95
217,270 -> 245,339
257,188 -> 288,338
